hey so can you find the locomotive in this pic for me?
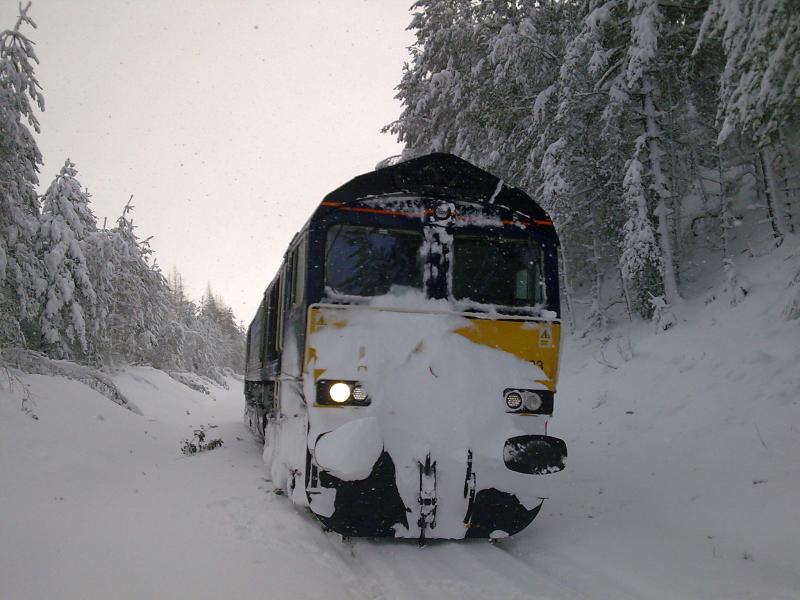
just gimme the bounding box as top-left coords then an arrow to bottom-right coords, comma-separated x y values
244,153 -> 567,542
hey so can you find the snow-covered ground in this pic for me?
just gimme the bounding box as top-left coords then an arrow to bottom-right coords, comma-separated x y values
2,244 -> 799,599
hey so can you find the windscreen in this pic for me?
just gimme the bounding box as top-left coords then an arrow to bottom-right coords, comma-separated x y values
452,236 -> 545,307
325,225 -> 423,296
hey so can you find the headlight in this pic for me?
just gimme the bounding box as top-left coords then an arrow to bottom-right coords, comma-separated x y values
522,391 -> 542,411
315,380 -> 371,406
503,388 -> 553,414
329,382 -> 351,403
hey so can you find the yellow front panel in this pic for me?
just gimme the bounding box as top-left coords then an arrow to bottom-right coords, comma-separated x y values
306,306 -> 560,391
454,319 -> 560,391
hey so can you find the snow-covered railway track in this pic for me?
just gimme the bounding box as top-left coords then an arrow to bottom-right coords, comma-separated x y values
486,541 -> 647,600
313,533 -> 390,600
319,534 -> 648,600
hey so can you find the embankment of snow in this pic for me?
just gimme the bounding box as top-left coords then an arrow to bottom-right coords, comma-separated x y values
0,365 -> 367,600
526,237 -> 800,598
1,348 -> 141,414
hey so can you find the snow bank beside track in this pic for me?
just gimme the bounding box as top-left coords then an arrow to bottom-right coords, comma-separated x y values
525,239 -> 800,599
0,367 -> 357,600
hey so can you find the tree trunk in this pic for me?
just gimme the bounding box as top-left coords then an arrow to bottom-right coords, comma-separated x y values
664,77 -> 682,286
717,146 -> 730,260
643,83 -> 680,303
558,244 -> 576,334
618,266 -> 633,322
778,129 -> 798,234
584,203 -> 606,333
757,147 -> 787,242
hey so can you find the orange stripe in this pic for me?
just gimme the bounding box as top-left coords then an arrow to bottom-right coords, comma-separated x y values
339,206 -> 417,217
499,219 -> 554,227
320,202 -> 418,218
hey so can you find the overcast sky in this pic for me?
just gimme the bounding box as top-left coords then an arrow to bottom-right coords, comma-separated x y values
1,0 -> 414,323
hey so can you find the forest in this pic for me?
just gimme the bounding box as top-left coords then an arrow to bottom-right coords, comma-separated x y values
0,5 -> 244,379
388,0 -> 800,331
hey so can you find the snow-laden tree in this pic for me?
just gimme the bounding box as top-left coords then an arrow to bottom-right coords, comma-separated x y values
85,199 -> 171,364
479,0 -> 577,178
543,1 -> 628,330
198,285 -> 244,374
154,267 -> 192,370
388,0 -> 485,159
388,0 -> 799,326
619,151 -> 664,313
695,0 -> 799,241
621,0 -> 680,304
149,271 -> 245,376
38,160 -> 98,358
155,270 -> 220,374
695,0 -> 799,148
0,3 -> 45,345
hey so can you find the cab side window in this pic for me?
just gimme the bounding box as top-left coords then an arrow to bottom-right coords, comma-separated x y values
264,279 -> 281,360
291,236 -> 307,309
276,268 -> 286,352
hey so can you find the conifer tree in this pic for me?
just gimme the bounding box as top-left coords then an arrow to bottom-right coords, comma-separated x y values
619,151 -> 664,313
38,159 -> 97,357
696,0 -> 799,240
199,284 -> 244,374
695,0 -> 800,148
0,3 -> 45,344
87,199 -> 170,364
625,0 -> 679,304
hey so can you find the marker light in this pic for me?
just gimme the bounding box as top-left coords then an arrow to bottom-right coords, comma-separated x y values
329,382 -> 351,403
505,391 -> 523,410
351,385 -> 368,402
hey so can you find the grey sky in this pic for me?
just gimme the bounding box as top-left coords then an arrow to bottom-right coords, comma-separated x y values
1,0 -> 414,323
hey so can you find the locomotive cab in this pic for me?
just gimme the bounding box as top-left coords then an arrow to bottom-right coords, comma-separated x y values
244,154 -> 567,542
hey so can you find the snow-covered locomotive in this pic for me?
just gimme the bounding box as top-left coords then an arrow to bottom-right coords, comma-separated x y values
244,153 -> 567,542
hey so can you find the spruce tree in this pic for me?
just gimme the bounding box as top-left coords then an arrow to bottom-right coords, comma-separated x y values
0,3 -> 45,344
696,0 -> 800,148
38,159 -> 97,358
88,199 -> 170,364
696,0 -> 799,240
619,152 -> 664,314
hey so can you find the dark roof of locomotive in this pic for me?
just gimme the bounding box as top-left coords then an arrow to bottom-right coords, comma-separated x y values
317,153 -> 552,224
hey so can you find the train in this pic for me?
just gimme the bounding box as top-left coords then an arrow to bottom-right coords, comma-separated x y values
244,153 -> 567,543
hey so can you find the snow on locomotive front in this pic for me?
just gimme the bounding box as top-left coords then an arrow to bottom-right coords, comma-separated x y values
251,154 -> 567,542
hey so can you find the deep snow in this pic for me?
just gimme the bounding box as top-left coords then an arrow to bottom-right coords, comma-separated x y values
1,242 -> 799,599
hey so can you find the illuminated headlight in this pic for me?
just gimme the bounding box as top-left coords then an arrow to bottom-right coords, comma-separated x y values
328,382 -> 351,403
505,391 -> 523,410
316,380 -> 371,406
523,391 -> 542,411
